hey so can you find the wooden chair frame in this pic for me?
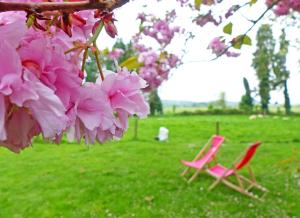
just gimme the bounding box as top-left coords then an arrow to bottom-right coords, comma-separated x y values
181,135 -> 221,184
207,147 -> 269,201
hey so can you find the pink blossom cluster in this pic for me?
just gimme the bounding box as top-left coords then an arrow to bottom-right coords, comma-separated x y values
132,10 -> 182,91
266,0 -> 300,16
208,37 -> 240,57
138,49 -> 181,92
176,0 -> 189,7
0,3 -> 149,152
194,10 -> 221,27
102,39 -> 180,92
193,4 -> 240,27
108,48 -> 124,59
176,0 -> 216,7
225,5 -> 240,19
137,12 -> 180,46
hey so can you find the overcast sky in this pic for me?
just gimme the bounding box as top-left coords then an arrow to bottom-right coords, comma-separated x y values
98,1 -> 300,104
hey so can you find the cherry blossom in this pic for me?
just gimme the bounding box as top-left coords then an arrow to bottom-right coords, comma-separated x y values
266,0 -> 300,16
0,0 -> 149,152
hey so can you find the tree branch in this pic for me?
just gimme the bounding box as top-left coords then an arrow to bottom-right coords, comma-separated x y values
182,1 -> 282,65
209,1 -> 279,61
0,0 -> 129,13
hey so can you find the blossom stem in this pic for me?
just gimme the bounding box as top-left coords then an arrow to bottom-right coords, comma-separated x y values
64,46 -> 82,54
0,0 -> 129,13
88,22 -> 104,44
81,48 -> 89,72
93,42 -> 105,81
65,21 -> 103,56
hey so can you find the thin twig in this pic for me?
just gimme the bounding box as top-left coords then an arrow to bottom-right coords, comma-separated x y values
93,42 -> 105,81
81,48 -> 89,72
181,2 -> 281,65
210,1 -> 280,61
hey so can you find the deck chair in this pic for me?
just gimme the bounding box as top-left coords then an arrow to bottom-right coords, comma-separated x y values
206,142 -> 268,200
181,135 -> 225,184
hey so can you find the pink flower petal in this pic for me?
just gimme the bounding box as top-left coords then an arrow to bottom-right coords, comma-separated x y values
0,41 -> 22,80
0,21 -> 26,48
1,108 -> 40,153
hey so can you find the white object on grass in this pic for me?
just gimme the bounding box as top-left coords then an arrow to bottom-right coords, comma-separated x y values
157,127 -> 169,141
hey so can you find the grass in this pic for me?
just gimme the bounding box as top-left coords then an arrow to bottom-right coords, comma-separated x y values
163,106 -> 300,115
0,115 -> 299,218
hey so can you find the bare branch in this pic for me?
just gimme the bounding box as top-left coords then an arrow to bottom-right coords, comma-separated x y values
209,1 -> 279,61
0,0 -> 129,13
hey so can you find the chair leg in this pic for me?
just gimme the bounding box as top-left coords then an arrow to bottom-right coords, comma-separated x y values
246,184 -> 255,192
221,179 -> 260,199
237,175 -> 268,200
188,170 -> 201,184
181,167 -> 190,177
261,191 -> 269,199
239,175 -> 268,192
247,166 -> 257,183
234,173 -> 244,190
222,179 -> 264,200
208,177 -> 222,191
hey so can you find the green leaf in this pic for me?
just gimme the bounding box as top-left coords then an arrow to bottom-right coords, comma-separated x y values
243,35 -> 252,45
223,22 -> 233,35
26,14 -> 35,28
232,37 -> 243,49
195,0 -> 202,10
250,0 -> 257,6
232,35 -> 252,49
120,56 -> 143,70
102,48 -> 110,56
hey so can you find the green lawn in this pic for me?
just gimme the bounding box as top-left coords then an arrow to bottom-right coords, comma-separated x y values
0,115 -> 299,218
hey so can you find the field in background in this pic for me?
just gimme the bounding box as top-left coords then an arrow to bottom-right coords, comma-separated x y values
0,115 -> 299,217
293,106 -> 300,113
163,105 -> 300,115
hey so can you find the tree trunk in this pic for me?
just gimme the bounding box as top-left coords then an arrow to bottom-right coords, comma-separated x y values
133,116 -> 139,140
283,80 -> 291,115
